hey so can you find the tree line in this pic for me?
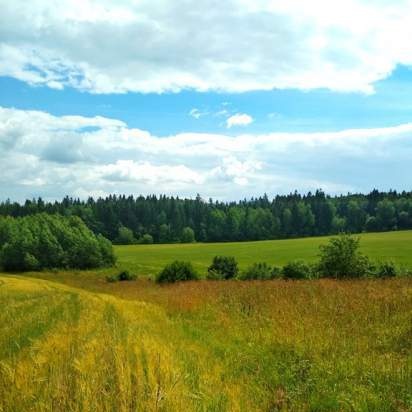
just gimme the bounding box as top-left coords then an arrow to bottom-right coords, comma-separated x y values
0,189 -> 411,244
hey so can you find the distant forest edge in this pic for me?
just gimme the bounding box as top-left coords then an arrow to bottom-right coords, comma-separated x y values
1,190 -> 411,244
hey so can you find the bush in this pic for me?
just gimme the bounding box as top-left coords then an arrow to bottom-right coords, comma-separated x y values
0,214 -> 115,271
207,256 -> 238,280
282,260 -> 312,280
156,260 -> 199,283
181,227 -> 196,243
140,234 -> 154,244
238,262 -> 280,280
106,270 -> 137,282
115,226 -> 136,245
317,234 -> 370,278
105,274 -> 118,283
118,270 -> 137,281
374,261 -> 399,278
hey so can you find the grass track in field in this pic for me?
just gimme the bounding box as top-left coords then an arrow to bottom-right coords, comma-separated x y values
0,275 -> 411,411
115,230 -> 412,276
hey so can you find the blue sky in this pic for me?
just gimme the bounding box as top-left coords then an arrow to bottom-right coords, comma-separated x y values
1,0 -> 412,201
2,66 -> 412,136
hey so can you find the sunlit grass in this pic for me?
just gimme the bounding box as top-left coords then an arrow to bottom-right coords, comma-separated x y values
114,230 -> 412,276
1,273 -> 411,411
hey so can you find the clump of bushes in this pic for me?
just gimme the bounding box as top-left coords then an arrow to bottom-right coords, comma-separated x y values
156,260 -> 199,283
282,260 -> 313,280
106,270 -> 137,283
207,256 -> 238,280
0,214 -> 115,271
238,262 -> 282,280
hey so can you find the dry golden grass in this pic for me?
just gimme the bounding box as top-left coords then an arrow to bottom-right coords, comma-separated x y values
1,274 -> 411,411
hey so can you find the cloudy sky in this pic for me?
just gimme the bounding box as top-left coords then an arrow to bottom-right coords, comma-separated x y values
1,0 -> 412,201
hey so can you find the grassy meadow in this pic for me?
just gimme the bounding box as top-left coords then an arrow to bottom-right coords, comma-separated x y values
1,231 -> 412,411
115,230 -> 412,276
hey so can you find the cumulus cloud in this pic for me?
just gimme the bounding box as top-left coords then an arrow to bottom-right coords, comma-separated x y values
226,114 -> 254,128
1,0 -> 412,94
1,106 -> 412,201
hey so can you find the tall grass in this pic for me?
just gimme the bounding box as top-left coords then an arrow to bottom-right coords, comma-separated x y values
1,274 -> 411,411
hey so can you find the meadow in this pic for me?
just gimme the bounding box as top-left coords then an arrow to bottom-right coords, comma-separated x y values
1,231 -> 411,411
115,230 -> 412,276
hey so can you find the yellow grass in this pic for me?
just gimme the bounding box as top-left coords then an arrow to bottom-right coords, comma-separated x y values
1,273 -> 411,411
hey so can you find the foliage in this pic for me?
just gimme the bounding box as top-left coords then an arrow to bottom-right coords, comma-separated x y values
139,233 -> 154,244
115,226 -> 136,244
2,190 -> 412,244
0,214 -> 115,271
238,262 -> 281,280
156,260 -> 199,283
207,256 -> 238,280
282,260 -> 313,279
374,261 -> 400,278
317,234 -> 371,278
181,227 -> 196,243
106,270 -> 137,282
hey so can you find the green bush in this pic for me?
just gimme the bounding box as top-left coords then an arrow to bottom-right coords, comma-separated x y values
140,233 -> 154,244
105,274 -> 118,283
271,266 -> 282,279
118,270 -> 137,281
238,262 -> 280,280
115,226 -> 136,245
156,260 -> 199,283
374,261 -> 399,278
282,260 -> 312,279
207,256 -> 238,280
181,227 -> 196,243
0,214 -> 115,271
106,270 -> 137,282
317,234 -> 370,278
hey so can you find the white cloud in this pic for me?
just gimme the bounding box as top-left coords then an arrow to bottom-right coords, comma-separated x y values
1,106 -> 412,201
189,108 -> 208,119
226,113 -> 254,128
1,0 -> 412,94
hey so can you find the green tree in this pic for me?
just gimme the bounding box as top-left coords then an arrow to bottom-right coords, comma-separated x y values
181,227 -> 195,243
115,226 -> 136,244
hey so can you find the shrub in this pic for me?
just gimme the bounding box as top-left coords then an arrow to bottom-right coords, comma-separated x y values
118,270 -> 137,281
140,234 -> 154,244
105,274 -> 118,283
106,270 -> 137,282
207,256 -> 238,280
317,234 -> 370,278
181,227 -> 196,243
115,226 -> 136,245
238,262 -> 278,280
282,260 -> 312,279
156,260 -> 199,283
374,261 -> 399,278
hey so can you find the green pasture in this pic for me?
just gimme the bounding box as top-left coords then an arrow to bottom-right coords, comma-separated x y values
115,230 -> 412,276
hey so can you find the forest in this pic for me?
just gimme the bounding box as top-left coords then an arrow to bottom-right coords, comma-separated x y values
1,189 -> 411,244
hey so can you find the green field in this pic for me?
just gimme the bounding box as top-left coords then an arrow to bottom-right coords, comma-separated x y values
115,230 -> 412,276
1,231 -> 411,411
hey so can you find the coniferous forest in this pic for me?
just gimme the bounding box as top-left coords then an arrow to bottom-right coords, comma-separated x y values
1,189 -> 411,244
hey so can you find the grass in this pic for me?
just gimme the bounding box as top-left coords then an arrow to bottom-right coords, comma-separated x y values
1,231 -> 412,411
115,230 -> 412,276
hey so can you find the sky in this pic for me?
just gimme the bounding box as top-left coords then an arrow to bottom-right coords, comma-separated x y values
1,0 -> 412,201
